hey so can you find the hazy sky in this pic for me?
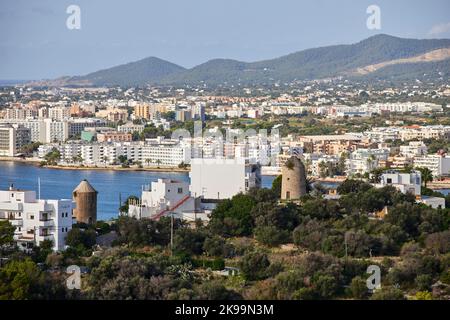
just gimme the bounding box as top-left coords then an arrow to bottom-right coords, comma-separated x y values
1,0 -> 450,79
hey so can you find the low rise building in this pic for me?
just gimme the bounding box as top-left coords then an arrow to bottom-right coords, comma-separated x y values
118,122 -> 145,134
97,131 -> 132,143
375,170 -> 421,196
127,179 -> 195,220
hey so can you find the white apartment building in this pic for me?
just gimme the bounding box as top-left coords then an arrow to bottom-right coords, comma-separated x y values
346,148 -> 390,176
37,140 -> 191,167
5,107 -> 37,120
190,158 -> 261,199
364,102 -> 442,113
0,119 -> 44,142
399,141 -> 428,158
0,118 -> 107,144
0,124 -> 31,157
0,185 -> 73,251
363,127 -> 400,142
310,155 -> 340,177
43,118 -> 69,143
414,155 -> 450,178
399,125 -> 450,141
0,125 -> 16,157
118,122 -> 145,134
48,106 -> 71,121
142,141 -> 190,167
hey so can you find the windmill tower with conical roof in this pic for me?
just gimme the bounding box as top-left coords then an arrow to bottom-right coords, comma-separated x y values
73,179 -> 98,224
281,156 -> 307,201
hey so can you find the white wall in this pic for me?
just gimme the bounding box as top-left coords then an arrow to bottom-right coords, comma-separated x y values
190,158 -> 247,199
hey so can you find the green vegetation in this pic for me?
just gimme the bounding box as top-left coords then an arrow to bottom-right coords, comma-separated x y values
0,178 -> 448,300
43,148 -> 61,165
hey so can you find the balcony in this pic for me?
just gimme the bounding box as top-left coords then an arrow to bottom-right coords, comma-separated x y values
38,219 -> 54,227
38,212 -> 54,227
37,234 -> 54,241
14,233 -> 34,242
11,219 -> 23,227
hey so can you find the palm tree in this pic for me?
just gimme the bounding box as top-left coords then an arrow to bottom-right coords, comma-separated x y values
318,161 -> 328,178
145,158 -> 151,167
417,167 -> 433,188
366,154 -> 376,171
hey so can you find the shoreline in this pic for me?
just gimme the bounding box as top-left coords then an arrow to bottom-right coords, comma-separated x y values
0,157 -> 189,173
1,157 -> 450,190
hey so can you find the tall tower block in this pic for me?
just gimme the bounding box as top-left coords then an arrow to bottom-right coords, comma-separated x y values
73,179 -> 98,224
281,156 -> 307,200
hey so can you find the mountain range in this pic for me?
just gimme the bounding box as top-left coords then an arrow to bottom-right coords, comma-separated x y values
30,34 -> 450,87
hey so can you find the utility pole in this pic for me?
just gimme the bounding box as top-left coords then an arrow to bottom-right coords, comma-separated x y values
118,193 -> 122,215
344,232 -> 348,260
170,212 -> 174,256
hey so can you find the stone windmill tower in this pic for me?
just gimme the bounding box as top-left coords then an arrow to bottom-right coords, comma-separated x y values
73,179 -> 98,224
281,156 -> 307,200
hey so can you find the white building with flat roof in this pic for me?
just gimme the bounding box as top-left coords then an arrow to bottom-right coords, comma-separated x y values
189,158 -> 261,200
414,155 -> 450,178
375,171 -> 422,196
346,148 -> 390,176
117,122 -> 145,134
399,141 -> 428,158
0,124 -> 31,156
0,185 -> 74,252
127,179 -> 195,220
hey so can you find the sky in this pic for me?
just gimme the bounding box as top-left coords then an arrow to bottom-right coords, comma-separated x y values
1,0 -> 450,80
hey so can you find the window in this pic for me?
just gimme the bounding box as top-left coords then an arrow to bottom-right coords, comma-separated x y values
286,191 -> 291,200
177,188 -> 183,194
387,178 -> 392,184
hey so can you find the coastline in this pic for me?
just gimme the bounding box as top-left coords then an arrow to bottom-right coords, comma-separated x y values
0,157 -> 189,173
1,157 -> 449,190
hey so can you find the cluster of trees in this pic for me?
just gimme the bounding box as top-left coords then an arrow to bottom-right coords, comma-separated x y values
42,148 -> 61,165
84,247 -> 241,300
0,176 -> 448,300
19,142 -> 42,156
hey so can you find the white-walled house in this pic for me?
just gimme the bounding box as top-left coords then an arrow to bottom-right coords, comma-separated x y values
127,179 -> 196,220
0,185 -> 74,252
375,170 -> 422,196
373,170 -> 445,209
